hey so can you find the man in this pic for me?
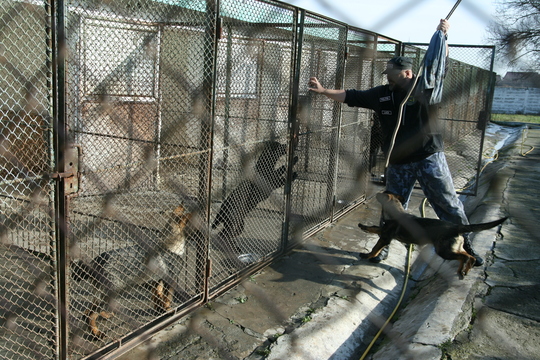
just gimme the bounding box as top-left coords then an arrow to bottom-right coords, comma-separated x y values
307,19 -> 483,266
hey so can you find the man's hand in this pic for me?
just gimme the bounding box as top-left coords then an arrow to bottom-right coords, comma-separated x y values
307,77 -> 346,102
308,77 -> 325,93
437,19 -> 450,34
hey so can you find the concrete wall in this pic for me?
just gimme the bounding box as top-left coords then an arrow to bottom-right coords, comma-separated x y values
492,87 -> 540,114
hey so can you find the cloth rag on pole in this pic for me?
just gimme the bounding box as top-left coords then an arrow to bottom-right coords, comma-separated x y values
419,29 -> 447,105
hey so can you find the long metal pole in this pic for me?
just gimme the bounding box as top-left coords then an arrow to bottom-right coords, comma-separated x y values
52,0 -> 69,358
446,0 -> 463,20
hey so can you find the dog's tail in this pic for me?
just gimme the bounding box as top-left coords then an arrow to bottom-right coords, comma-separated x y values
459,217 -> 507,234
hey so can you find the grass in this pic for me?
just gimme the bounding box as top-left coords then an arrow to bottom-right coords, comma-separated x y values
491,113 -> 540,124
300,308 -> 315,323
255,347 -> 271,356
438,339 -> 455,356
235,296 -> 248,304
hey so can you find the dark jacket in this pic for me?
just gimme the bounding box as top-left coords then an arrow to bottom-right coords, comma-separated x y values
344,83 -> 443,165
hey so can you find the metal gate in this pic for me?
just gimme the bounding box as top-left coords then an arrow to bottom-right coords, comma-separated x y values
1,0 -> 495,359
0,1 -> 58,359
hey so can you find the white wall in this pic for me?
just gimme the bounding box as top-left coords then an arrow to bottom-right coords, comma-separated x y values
492,87 -> 540,115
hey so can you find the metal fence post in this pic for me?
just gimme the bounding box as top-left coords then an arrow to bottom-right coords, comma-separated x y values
282,9 -> 304,250
51,0 -> 69,358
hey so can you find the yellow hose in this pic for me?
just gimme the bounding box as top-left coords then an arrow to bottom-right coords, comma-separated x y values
359,199 -> 427,360
521,127 -> 534,156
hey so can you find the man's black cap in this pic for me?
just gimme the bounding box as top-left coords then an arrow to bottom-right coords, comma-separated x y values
382,56 -> 413,74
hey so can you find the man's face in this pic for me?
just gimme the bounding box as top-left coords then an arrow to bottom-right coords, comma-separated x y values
386,70 -> 411,91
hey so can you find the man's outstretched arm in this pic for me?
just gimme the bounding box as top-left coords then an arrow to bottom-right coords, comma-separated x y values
307,77 -> 346,103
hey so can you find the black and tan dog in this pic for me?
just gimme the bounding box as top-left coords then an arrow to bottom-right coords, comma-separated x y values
358,192 -> 507,277
72,205 -> 193,339
212,140 -> 297,252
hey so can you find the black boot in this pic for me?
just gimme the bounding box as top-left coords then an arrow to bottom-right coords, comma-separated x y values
369,245 -> 389,263
463,233 -> 484,266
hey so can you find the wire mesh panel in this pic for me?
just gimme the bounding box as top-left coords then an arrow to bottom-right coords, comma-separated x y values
209,0 -> 296,291
334,31 -> 398,215
0,1 -> 58,359
292,13 -> 348,237
403,43 -> 495,195
63,0 -> 214,356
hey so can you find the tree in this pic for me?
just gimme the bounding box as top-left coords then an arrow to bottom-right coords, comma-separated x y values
489,0 -> 540,71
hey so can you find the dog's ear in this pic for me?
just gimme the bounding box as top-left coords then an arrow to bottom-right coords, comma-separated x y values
172,205 -> 185,217
172,205 -> 193,226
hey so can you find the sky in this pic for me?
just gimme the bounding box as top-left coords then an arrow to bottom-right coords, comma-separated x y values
283,0 -> 498,46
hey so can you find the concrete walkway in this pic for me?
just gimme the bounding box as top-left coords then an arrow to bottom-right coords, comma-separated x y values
118,123 -> 540,360
438,124 -> 540,360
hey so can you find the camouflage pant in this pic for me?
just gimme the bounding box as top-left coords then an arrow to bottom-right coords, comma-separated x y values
385,152 -> 469,225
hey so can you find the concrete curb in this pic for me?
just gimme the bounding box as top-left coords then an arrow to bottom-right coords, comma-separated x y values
369,228 -> 502,360
267,265 -> 406,359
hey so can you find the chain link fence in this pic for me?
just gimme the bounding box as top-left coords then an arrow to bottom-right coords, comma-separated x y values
1,0 -> 495,358
1,1 -> 58,359
401,43 -> 496,194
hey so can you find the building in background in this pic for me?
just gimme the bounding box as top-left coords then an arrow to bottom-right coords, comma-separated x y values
492,72 -> 540,114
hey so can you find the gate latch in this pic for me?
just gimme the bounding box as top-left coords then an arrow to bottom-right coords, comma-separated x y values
50,146 -> 80,195
51,171 -> 74,179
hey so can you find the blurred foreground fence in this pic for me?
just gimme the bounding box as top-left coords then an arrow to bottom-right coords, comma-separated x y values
0,0 -> 494,358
